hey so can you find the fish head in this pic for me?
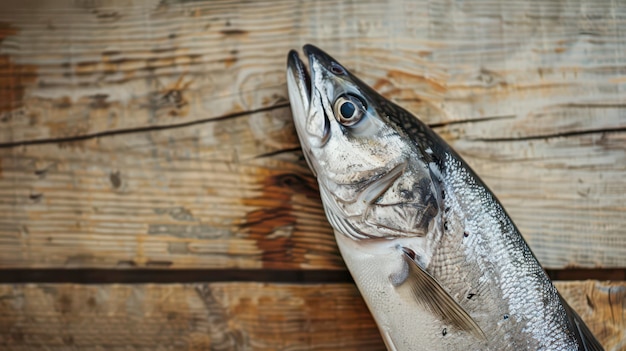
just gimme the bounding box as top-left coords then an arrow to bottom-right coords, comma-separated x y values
287,45 -> 443,240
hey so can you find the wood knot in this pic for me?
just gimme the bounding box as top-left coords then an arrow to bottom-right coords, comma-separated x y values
109,171 -> 121,189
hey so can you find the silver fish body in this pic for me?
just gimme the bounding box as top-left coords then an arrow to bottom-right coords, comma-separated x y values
286,45 -> 602,351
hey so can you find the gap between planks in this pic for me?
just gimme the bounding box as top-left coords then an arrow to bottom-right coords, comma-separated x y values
0,268 -> 624,284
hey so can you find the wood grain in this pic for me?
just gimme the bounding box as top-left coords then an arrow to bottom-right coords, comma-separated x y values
0,108 -> 338,269
557,281 -> 626,351
0,283 -> 385,351
0,281 -> 624,351
0,0 -> 625,269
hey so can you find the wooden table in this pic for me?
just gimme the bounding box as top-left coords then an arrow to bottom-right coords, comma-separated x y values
0,0 -> 624,349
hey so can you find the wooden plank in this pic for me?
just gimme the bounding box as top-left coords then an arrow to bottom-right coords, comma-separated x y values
0,0 -> 625,269
0,281 -> 624,351
0,283 -> 385,351
0,110 -> 340,269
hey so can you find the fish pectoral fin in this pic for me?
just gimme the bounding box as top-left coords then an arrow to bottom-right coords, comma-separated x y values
558,293 -> 604,351
400,248 -> 486,340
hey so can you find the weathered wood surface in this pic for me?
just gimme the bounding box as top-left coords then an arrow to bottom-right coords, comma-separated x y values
557,281 -> 626,351
0,281 -> 623,351
0,0 -> 625,269
0,283 -> 385,351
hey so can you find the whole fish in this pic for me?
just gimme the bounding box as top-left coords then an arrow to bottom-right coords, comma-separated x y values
286,45 -> 603,351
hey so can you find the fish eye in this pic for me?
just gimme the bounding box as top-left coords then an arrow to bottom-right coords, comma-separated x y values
333,94 -> 366,126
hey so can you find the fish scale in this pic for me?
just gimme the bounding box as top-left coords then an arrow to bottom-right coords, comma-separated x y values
430,153 -> 569,349
286,44 -> 603,351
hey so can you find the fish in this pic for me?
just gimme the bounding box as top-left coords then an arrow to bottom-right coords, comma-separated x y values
286,44 -> 603,351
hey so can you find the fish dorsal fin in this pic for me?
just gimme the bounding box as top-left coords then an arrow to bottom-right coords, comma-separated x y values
400,247 -> 486,340
558,293 -> 604,351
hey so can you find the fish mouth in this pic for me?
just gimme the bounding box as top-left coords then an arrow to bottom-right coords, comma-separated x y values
287,45 -> 337,176
287,44 -> 336,110
286,48 -> 312,117
287,44 -> 336,141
